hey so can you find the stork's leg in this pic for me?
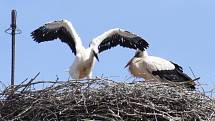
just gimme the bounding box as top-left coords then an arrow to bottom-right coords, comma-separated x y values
83,72 -> 92,89
87,72 -> 93,79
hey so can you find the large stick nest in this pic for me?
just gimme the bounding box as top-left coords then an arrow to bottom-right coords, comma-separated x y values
0,75 -> 214,121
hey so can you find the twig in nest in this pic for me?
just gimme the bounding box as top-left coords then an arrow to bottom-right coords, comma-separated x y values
20,72 -> 40,93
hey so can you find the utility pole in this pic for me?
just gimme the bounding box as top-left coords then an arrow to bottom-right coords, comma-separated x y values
5,9 -> 21,87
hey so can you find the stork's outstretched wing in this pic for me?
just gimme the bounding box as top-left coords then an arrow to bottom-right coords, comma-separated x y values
31,20 -> 83,55
90,28 -> 149,53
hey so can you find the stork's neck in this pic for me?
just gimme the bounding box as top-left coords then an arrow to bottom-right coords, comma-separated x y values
143,50 -> 149,57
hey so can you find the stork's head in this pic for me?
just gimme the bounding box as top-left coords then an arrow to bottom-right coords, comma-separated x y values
124,50 -> 146,68
134,50 -> 148,58
134,50 -> 143,58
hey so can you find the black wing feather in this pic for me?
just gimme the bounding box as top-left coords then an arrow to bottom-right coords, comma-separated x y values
31,23 -> 77,55
152,63 -> 195,90
98,32 -> 149,53
170,61 -> 183,72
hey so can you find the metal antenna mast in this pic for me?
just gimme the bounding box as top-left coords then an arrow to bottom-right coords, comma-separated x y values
5,9 -> 21,87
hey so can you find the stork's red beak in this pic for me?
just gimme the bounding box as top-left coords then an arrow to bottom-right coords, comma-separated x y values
93,50 -> 99,61
124,58 -> 134,68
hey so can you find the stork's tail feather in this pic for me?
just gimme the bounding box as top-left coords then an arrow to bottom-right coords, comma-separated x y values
192,77 -> 200,81
183,77 -> 200,90
188,77 -> 200,90
185,80 -> 196,90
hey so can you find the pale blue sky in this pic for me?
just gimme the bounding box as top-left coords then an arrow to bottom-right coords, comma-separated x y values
0,0 -> 214,91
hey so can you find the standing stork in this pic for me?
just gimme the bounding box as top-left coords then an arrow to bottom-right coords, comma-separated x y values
125,50 -> 197,90
31,19 -> 149,79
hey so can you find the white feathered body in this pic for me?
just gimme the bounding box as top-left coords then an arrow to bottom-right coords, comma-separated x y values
70,47 -> 96,79
128,51 -> 175,81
